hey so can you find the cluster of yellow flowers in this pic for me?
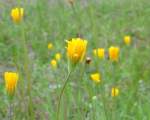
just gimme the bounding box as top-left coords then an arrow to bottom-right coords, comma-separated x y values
50,53 -> 61,69
47,42 -> 62,69
64,36 -> 131,97
9,7 -> 132,98
3,7 -> 22,97
93,46 -> 120,62
90,36 -> 132,97
65,38 -> 121,97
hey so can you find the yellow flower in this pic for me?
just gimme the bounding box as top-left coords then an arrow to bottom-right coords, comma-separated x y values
124,36 -> 131,45
109,46 -> 120,62
51,59 -> 57,68
93,48 -> 105,59
93,49 -> 97,56
98,48 -> 105,59
4,72 -> 19,95
11,7 -> 24,23
67,38 -> 87,63
48,43 -> 53,50
55,53 -> 61,61
90,73 -> 101,83
111,87 -> 119,97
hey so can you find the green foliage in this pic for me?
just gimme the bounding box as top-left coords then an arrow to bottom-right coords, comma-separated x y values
0,0 -> 150,119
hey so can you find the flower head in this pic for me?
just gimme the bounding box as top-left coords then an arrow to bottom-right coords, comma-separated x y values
90,73 -> 101,83
50,59 -> 57,68
48,43 -> 53,50
93,48 -> 105,59
11,7 -> 24,23
111,87 -> 119,97
109,46 -> 120,62
55,53 -> 61,61
4,72 -> 19,95
124,36 -> 131,45
67,38 -> 87,64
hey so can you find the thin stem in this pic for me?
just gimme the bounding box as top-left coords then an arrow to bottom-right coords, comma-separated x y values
111,63 -> 118,120
9,103 -> 12,120
57,70 -> 72,120
20,24 -> 34,119
8,98 -> 13,120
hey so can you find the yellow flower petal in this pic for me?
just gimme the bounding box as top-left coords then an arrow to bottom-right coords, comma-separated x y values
109,46 -> 120,62
93,48 -> 105,59
11,7 -> 24,23
111,87 -> 119,97
90,73 -> 101,83
4,72 -> 19,95
50,59 -> 57,68
67,38 -> 87,63
48,43 -> 53,50
55,53 -> 61,61
124,36 -> 131,45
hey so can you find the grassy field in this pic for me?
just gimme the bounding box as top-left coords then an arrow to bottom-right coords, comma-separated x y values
0,0 -> 150,120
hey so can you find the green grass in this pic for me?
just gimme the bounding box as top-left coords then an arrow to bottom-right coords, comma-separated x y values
0,0 -> 150,119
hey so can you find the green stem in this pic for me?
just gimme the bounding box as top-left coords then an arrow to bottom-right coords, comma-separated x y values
8,97 -> 13,120
57,70 -> 72,120
111,62 -> 118,120
21,25 -> 34,119
9,102 -> 12,120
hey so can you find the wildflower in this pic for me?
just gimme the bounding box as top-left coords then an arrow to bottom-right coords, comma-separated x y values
85,57 -> 92,64
51,59 -> 57,68
67,38 -> 87,64
55,53 -> 61,61
93,48 -> 105,59
109,46 -> 120,62
48,43 -> 53,50
111,87 -> 119,97
4,72 -> 19,95
90,73 -> 101,83
11,7 -> 24,23
124,36 -> 131,45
